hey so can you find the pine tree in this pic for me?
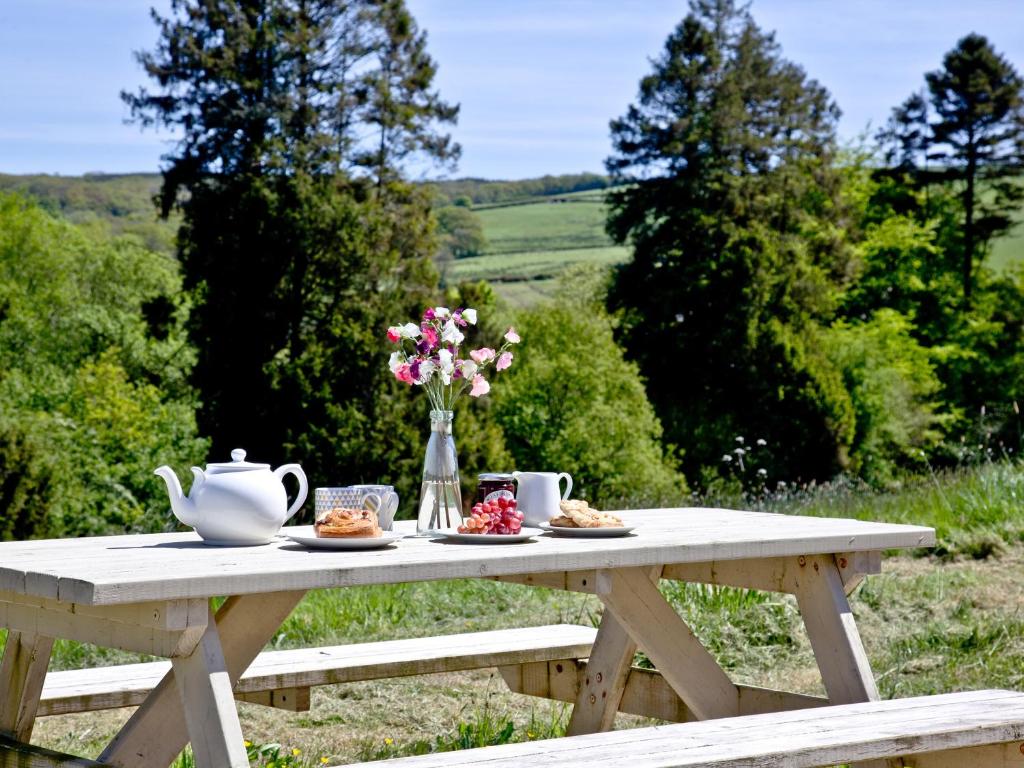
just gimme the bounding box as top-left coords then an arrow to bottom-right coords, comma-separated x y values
881,34 -> 1024,301
605,0 -> 854,483
124,0 -> 470,501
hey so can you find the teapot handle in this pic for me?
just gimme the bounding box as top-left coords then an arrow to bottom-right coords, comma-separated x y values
557,472 -> 573,500
274,464 -> 309,522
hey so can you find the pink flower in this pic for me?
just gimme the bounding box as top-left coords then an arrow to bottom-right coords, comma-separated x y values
420,325 -> 438,347
504,327 -> 520,344
470,347 -> 496,363
469,374 -> 490,397
394,364 -> 414,384
386,326 -> 401,343
496,351 -> 513,371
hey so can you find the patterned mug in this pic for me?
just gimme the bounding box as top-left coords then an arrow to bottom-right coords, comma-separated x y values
314,487 -> 383,526
347,484 -> 399,531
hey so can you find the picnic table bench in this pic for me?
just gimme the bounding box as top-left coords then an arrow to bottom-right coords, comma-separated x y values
6,507 -> 1013,768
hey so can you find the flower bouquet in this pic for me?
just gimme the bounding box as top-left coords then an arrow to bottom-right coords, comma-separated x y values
387,306 -> 519,533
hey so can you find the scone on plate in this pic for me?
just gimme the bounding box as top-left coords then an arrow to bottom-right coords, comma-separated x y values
315,507 -> 382,538
550,500 -> 623,528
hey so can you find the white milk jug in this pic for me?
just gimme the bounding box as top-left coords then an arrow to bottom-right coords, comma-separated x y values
512,471 -> 573,527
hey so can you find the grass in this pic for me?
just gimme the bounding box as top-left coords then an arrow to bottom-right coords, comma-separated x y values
990,217 -> 1024,272
454,190 -> 628,306
445,245 -> 627,283
14,460 -> 1024,765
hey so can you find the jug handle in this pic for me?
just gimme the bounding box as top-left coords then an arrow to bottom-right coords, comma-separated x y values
557,472 -> 573,500
274,464 -> 309,522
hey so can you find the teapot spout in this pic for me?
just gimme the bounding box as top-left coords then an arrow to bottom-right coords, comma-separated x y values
154,465 -> 202,528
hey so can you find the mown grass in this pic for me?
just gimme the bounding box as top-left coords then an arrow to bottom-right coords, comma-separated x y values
474,197 -> 613,255
446,245 -> 627,283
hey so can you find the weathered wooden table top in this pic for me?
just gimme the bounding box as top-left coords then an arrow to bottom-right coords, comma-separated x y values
0,508 -> 935,606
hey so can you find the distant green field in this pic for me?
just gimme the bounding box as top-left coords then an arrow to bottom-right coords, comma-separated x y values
458,190 -> 630,306
990,214 -> 1024,272
475,197 -> 614,254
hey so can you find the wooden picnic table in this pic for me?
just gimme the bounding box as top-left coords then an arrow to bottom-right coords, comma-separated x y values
0,507 -> 935,768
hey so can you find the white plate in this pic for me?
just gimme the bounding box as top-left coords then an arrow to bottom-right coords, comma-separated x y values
433,527 -> 543,544
284,527 -> 404,550
538,523 -> 635,538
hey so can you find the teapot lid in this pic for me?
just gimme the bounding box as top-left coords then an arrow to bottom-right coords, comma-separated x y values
205,448 -> 271,474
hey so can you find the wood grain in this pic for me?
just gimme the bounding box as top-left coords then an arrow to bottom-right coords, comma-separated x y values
0,735 -> 110,767
336,690 -> 1024,767
37,624 -> 597,716
100,591 -> 305,768
0,510 -> 934,606
504,659 -> 829,722
0,631 -> 54,742
599,567 -> 739,721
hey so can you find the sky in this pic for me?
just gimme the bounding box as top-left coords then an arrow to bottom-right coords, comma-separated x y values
0,1 -> 1022,180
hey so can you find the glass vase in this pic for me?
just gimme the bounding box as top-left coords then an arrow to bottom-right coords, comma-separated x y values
417,409 -> 464,533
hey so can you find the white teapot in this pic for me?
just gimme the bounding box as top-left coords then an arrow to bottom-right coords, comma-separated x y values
155,449 -> 308,545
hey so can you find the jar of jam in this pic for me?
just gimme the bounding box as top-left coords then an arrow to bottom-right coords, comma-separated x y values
477,473 -> 515,504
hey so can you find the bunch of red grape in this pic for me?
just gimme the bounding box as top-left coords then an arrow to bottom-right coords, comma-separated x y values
458,497 -> 524,534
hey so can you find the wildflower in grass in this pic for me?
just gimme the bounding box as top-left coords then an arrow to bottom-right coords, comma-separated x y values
292,748 -> 301,756
384,738 -> 394,745
320,758 -> 329,765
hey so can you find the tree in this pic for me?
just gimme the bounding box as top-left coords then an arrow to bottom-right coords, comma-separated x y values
0,193 -> 208,538
604,0 -> 854,483
492,269 -> 686,507
124,0 -> 466,504
435,205 -> 487,260
881,34 -> 1024,301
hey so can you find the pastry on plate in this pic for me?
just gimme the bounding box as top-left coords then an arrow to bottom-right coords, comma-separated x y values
315,507 -> 382,538
550,500 -> 623,529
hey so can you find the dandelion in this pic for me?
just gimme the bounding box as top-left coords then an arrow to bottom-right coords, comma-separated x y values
320,759 -> 329,765
244,740 -> 252,748
292,748 -> 302,757
384,738 -> 394,746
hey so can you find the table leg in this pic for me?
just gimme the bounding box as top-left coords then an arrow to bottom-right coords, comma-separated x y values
793,555 -> 879,705
565,609 -> 636,735
0,630 -> 54,742
794,555 -> 892,768
100,590 -> 306,768
171,605 -> 249,768
597,566 -> 739,722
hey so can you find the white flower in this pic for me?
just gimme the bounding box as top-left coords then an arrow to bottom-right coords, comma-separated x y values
441,319 -> 464,346
438,349 -> 454,385
460,359 -> 478,379
756,438 -> 767,446
721,454 -> 733,463
414,359 -> 435,384
757,468 -> 767,477
462,308 -> 477,325
388,351 -> 404,373
399,323 -> 420,339
735,436 -> 745,444
434,307 -> 450,318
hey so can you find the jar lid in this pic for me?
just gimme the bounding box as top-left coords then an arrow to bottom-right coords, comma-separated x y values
479,473 -> 514,481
